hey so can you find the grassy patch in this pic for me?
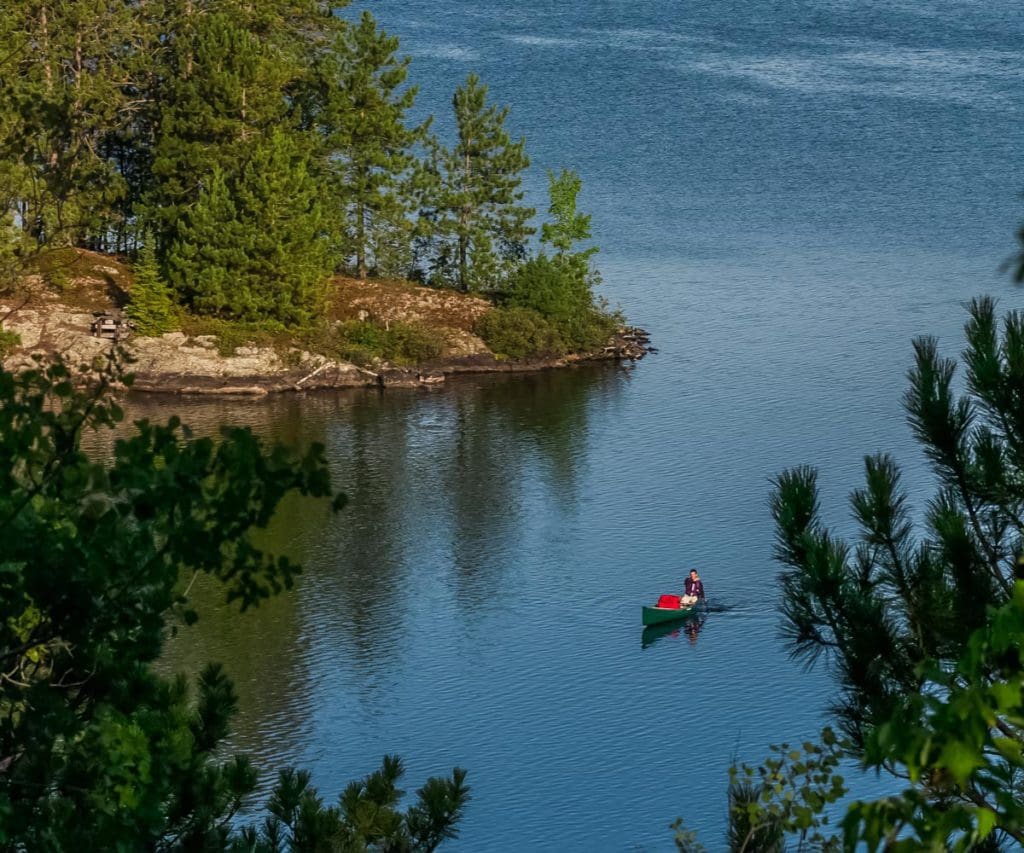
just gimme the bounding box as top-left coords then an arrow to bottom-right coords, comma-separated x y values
30,248 -> 132,309
305,319 -> 446,366
179,316 -> 291,357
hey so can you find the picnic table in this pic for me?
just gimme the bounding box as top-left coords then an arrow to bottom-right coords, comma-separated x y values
90,312 -> 132,340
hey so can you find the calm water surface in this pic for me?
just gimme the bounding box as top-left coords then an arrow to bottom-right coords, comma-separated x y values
149,1 -> 1024,849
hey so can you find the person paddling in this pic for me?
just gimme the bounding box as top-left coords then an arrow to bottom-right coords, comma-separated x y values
683,569 -> 705,605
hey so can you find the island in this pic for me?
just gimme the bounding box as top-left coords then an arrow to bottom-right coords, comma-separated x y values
1,248 -> 651,395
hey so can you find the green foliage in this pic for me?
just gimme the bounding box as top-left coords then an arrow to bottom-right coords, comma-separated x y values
0,329 -> 20,358
500,172 -> 615,353
0,354 -> 468,849
674,732 -> 847,852
505,254 -> 617,353
771,298 -> 1024,756
424,74 -> 534,292
670,817 -> 708,853
238,757 -> 470,851
0,1 -> 136,247
766,297 -> 1024,845
146,5 -> 324,255
840,581 -> 1024,850
689,586 -> 1024,851
314,12 -> 428,279
180,316 -> 290,357
44,264 -> 72,294
0,2 -> 631,334
0,161 -> 32,291
475,306 -> 566,361
0,353 -> 328,845
682,296 -> 1024,851
127,237 -> 176,336
318,319 -> 446,366
541,169 -> 597,258
165,129 -> 332,324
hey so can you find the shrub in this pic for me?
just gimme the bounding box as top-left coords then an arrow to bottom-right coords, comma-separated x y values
0,329 -> 20,358
317,320 -> 446,366
506,253 -> 588,321
385,321 -> 446,364
557,302 -> 620,352
476,306 -> 566,361
180,316 -> 289,356
504,253 -> 618,352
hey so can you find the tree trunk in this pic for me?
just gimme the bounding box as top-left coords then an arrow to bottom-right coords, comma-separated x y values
185,0 -> 194,75
40,6 -> 53,94
458,231 -> 468,292
459,145 -> 471,291
356,203 -> 367,279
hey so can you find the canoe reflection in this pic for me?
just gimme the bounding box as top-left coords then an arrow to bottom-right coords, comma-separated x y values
641,614 -> 705,648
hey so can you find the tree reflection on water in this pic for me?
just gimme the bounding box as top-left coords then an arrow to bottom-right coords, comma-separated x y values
122,364 -> 629,770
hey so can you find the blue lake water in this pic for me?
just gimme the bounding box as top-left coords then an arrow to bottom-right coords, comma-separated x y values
153,1 -> 1024,849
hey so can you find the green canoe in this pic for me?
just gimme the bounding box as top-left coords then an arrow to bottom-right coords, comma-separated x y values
642,604 -> 698,626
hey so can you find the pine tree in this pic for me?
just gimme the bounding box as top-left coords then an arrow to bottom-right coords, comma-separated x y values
231,128 -> 331,322
146,7 -> 294,251
1,1 -> 139,248
768,296 -> 1024,824
166,129 -> 330,324
315,12 -> 427,279
127,236 -> 175,336
426,74 -> 534,292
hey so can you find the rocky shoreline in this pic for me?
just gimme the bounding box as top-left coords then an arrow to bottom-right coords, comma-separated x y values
1,297 -> 653,397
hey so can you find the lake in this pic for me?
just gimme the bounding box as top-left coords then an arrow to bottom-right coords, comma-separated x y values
149,1 -> 1024,848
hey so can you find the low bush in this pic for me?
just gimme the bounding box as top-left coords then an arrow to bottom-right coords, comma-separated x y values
504,253 -> 619,354
506,254 -> 589,322
180,316 -> 289,356
475,307 -> 566,361
34,247 -> 77,294
557,302 -> 620,352
311,320 -> 446,366
384,321 -> 446,364
0,328 -> 21,358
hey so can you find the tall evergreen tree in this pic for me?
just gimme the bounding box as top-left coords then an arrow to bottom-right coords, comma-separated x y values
146,7 -> 295,250
1,1 -> 139,248
166,129 -> 331,324
426,74 -> 534,292
313,12 -> 427,279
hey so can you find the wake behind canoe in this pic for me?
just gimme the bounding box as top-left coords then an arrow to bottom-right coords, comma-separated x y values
642,604 -> 698,626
